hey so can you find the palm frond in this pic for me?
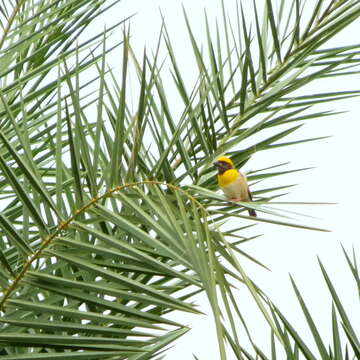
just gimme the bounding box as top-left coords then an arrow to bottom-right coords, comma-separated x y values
1,0 -> 360,358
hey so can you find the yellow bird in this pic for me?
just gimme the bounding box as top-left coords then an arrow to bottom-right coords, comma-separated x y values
213,156 -> 257,217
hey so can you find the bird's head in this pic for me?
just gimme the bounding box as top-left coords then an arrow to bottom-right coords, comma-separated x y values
213,156 -> 234,174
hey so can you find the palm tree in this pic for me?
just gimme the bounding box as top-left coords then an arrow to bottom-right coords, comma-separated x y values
0,0 -> 359,359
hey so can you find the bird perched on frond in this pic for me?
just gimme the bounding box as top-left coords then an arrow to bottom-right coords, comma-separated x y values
213,156 -> 257,217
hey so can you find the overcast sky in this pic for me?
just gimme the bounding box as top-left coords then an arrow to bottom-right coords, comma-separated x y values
98,1 -> 360,358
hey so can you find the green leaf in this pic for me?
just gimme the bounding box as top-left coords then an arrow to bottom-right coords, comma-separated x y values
290,275 -> 330,359
319,258 -> 360,351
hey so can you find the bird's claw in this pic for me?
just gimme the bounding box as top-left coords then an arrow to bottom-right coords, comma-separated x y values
229,198 -> 241,202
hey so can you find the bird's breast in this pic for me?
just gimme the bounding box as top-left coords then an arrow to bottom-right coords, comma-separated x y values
218,169 -> 249,200
217,169 -> 240,187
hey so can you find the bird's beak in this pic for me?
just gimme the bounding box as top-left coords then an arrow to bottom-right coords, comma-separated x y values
213,161 -> 220,168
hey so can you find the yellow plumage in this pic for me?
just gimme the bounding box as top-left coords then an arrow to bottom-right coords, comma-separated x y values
217,169 -> 239,187
216,156 -> 234,166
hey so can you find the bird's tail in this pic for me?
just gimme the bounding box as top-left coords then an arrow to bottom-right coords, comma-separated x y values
248,208 -> 257,217
247,190 -> 257,217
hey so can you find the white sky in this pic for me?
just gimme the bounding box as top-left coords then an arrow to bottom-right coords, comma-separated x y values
98,1 -> 360,358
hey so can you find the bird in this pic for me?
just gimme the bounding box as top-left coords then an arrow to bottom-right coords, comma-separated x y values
213,156 -> 257,217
